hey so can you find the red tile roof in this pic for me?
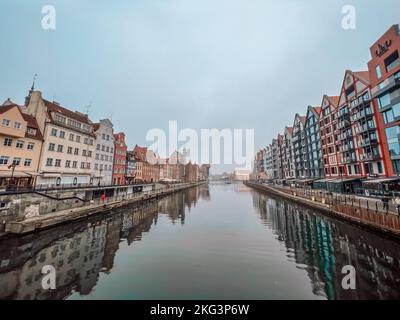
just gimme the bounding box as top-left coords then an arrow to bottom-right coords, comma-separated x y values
133,145 -> 148,162
353,71 -> 370,83
328,96 -> 339,106
21,111 -> 43,141
43,99 -> 91,125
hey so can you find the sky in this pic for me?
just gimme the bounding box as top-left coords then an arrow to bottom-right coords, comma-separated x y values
0,0 -> 399,173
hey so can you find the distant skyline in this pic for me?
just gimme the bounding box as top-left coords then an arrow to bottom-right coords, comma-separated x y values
0,0 -> 399,173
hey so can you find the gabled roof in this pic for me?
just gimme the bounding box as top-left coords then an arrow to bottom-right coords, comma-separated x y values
285,126 -> 293,135
43,99 -> 92,125
2,98 -> 17,106
352,71 -> 370,84
21,111 -> 43,140
0,104 -> 17,114
133,144 -> 148,162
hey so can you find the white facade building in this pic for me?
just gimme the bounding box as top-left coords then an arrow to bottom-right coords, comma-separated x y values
93,119 -> 115,185
25,91 -> 96,187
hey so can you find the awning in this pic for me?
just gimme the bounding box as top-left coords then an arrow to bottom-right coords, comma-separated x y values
363,177 -> 400,185
0,171 -> 32,178
329,177 -> 362,184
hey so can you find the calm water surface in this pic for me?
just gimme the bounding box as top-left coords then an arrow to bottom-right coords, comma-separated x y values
1,183 -> 400,300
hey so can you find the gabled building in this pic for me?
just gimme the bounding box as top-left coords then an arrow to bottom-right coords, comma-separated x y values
320,95 -> 340,177
337,70 -> 388,177
125,150 -> 136,184
281,126 -> 295,179
93,119 -> 115,185
113,132 -> 127,185
292,114 -> 307,178
368,24 -> 400,175
133,145 -> 160,183
0,100 -> 43,187
25,90 -> 96,187
304,105 -> 324,179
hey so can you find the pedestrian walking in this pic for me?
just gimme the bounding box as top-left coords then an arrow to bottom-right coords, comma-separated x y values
381,196 -> 389,212
394,196 -> 400,215
101,193 -> 107,208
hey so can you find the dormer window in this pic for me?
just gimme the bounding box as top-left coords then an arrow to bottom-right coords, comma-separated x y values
27,128 -> 37,135
2,119 -> 10,127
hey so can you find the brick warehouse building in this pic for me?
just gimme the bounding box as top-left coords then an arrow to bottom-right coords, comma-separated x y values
368,24 -> 400,175
320,95 -> 340,178
113,132 -> 127,185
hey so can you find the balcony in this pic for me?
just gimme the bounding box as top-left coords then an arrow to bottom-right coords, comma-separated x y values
360,153 -> 381,161
371,73 -> 400,97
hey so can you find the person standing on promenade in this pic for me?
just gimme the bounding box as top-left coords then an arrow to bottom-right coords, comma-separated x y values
394,197 -> 400,215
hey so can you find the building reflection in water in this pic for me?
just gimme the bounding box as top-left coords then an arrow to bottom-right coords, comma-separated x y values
251,191 -> 400,300
0,185 -> 208,300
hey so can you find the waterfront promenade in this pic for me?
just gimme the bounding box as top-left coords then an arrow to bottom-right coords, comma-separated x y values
245,181 -> 400,238
4,181 -> 205,236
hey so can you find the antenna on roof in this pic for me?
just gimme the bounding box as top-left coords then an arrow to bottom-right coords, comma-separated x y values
84,102 -> 92,116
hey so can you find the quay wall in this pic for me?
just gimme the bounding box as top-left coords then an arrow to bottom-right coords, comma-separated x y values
2,181 -> 206,236
245,181 -> 400,239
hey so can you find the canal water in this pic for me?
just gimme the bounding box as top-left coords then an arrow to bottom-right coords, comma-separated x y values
0,182 -> 400,300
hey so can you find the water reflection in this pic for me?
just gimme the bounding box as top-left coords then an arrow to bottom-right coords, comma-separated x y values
0,186 -> 208,300
1,183 -> 399,300
252,191 -> 400,300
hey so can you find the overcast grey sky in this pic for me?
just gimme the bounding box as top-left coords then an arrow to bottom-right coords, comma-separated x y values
0,0 -> 399,173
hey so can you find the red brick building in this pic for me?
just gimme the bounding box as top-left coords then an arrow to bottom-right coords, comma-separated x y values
367,24 -> 400,175
320,95 -> 340,177
133,145 -> 160,183
113,132 -> 127,185
184,161 -> 200,182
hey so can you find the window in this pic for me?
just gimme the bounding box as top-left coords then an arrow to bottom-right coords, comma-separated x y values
69,133 -> 75,141
72,161 -> 77,168
88,151 -> 92,157
27,128 -> 36,135
86,162 -> 91,169
383,109 -> 394,124
48,143 -> 55,151
16,140 -> 24,149
74,148 -> 79,155
24,158 -> 32,167
46,158 -> 53,166
378,93 -> 391,109
386,126 -> 400,157
375,65 -> 382,79
4,138 -> 12,147
51,128 -> 57,136
13,157 -> 21,166
57,145 -> 63,152
102,133 -> 105,139
384,50 -> 400,72
55,159 -> 61,167
76,135 -> 81,143
54,114 -> 66,123
65,160 -> 71,168
14,122 -> 22,129
2,119 -> 10,127
96,144 -> 100,150
67,147 -> 72,154
84,137 -> 88,144
59,131 -> 65,139
393,103 -> 400,118
82,149 -> 87,156
81,162 -> 85,169
0,156 -> 9,165
27,142 -> 35,150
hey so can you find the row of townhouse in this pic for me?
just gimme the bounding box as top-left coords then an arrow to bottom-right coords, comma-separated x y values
0,89 -> 210,189
254,24 -> 400,193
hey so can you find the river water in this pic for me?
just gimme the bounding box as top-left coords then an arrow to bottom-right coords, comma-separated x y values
0,182 -> 399,300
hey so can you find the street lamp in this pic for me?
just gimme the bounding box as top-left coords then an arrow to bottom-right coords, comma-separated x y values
8,161 -> 17,188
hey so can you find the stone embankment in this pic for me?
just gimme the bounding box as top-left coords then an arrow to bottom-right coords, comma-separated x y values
4,182 -> 205,236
